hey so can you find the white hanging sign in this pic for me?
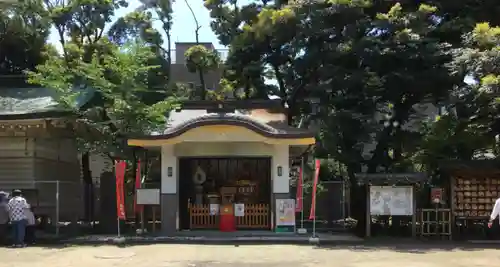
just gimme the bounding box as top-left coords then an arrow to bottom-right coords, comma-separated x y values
136,188 -> 160,205
234,203 -> 245,217
209,204 -> 219,215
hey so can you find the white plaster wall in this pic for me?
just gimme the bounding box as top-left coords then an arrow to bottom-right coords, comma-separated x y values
160,142 -> 290,194
174,142 -> 274,157
161,145 -> 177,194
272,144 -> 290,194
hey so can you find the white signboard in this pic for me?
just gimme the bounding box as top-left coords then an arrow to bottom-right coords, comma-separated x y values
136,188 -> 160,205
369,186 -> 413,216
275,199 -> 296,226
234,203 -> 245,217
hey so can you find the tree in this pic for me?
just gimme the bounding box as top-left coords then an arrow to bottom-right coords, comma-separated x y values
205,0 -> 297,102
418,22 -> 500,169
206,1 -> 459,232
28,40 -> 176,153
207,1 -> 455,170
27,0 -> 177,221
108,0 -> 173,89
0,1 -> 49,75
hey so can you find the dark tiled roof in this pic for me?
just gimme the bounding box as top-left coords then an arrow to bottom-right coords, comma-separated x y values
0,87 -> 95,118
439,160 -> 500,172
354,173 -> 428,185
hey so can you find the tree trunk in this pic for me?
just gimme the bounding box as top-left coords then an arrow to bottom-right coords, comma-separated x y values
198,72 -> 206,100
131,149 -> 139,228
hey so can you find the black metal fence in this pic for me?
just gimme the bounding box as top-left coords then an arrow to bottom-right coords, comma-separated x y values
292,180 -> 349,232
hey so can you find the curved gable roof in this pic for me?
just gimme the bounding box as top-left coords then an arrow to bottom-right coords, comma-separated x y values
132,113 -> 314,140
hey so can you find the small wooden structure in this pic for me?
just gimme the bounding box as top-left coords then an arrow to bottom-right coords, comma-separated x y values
440,160 -> 500,240
355,173 -> 426,238
0,80 -> 89,223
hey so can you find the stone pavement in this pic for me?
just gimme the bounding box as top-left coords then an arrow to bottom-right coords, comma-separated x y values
0,243 -> 498,267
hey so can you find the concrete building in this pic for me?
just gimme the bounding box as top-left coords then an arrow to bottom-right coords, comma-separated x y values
171,42 -> 227,91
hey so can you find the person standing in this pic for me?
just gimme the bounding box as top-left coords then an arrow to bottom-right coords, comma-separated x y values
488,197 -> 500,239
7,190 -> 29,248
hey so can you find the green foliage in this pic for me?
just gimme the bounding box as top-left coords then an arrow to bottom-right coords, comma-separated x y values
421,22 -> 500,166
24,0 -> 178,155
207,1 -> 456,174
108,0 -> 173,89
184,45 -> 221,74
28,40 -> 177,153
205,0 -> 292,99
0,0 -> 50,74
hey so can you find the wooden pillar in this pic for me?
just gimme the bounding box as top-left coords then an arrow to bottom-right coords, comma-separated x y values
365,184 -> 371,238
152,205 -> 157,233
140,208 -> 145,233
450,176 -> 456,240
411,185 -> 417,238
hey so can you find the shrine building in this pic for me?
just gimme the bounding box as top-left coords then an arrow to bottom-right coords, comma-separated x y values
127,99 -> 315,234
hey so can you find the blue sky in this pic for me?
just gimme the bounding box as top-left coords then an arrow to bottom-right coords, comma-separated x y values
48,0 -> 230,49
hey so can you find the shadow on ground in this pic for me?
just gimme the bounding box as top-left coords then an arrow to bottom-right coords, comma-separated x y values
315,240 -> 500,254
19,237 -> 500,254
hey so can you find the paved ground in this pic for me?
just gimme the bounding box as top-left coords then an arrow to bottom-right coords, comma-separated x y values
0,243 -> 498,267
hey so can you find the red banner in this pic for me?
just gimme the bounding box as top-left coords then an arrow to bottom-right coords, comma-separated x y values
309,159 -> 321,220
134,160 -> 143,214
295,167 -> 303,212
115,160 -> 126,220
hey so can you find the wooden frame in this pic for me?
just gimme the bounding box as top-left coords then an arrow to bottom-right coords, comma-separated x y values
189,203 -> 218,229
355,172 -> 426,238
364,185 -> 417,238
437,160 -> 500,239
416,208 -> 452,240
188,203 -> 270,229
236,204 -> 270,229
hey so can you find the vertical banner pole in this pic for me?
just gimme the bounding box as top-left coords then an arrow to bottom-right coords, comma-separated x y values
309,159 -> 320,238
117,217 -> 121,237
55,180 -> 60,237
135,160 -> 142,219
152,206 -> 157,233
312,209 -> 317,238
300,157 -> 305,230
